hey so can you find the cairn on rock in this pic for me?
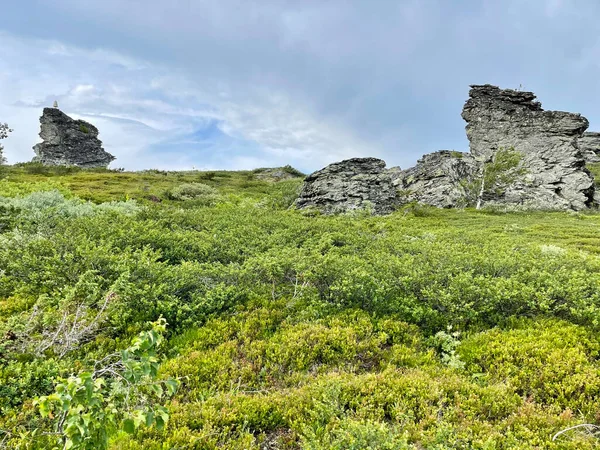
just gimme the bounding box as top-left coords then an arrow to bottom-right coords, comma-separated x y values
295,157 -> 398,215
33,108 -> 115,168
461,84 -> 594,210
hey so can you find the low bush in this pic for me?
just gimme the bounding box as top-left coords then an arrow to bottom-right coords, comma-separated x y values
166,182 -> 221,205
1,170 -> 600,448
459,319 -> 600,414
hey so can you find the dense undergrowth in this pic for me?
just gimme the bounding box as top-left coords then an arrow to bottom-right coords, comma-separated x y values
2,165 -> 600,448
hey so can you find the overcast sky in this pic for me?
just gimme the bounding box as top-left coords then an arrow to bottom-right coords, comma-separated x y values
1,0 -> 600,172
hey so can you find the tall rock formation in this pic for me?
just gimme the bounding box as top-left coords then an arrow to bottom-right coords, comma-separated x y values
33,108 -> 115,168
295,158 -> 398,215
461,85 -> 594,210
296,84 -> 598,215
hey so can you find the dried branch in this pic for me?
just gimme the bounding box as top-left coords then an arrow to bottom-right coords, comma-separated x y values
552,423 -> 600,441
36,292 -> 115,357
12,292 -> 118,358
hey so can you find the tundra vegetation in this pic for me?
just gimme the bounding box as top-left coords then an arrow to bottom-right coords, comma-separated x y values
3,164 -> 600,448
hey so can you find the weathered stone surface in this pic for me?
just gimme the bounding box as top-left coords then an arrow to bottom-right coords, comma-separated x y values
295,158 -> 397,214
33,108 -> 115,168
392,151 -> 477,208
462,84 -> 594,210
297,84 -> 598,214
579,132 -> 600,163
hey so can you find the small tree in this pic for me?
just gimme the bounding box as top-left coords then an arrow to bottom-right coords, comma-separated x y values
0,123 -> 13,164
461,147 -> 527,209
31,317 -> 178,450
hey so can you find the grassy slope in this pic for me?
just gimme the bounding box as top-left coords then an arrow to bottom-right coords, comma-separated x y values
0,164 -> 302,203
2,166 -> 600,448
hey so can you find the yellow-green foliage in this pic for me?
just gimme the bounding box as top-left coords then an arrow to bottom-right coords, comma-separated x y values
0,164 -> 304,204
460,319 -> 600,414
2,166 -> 600,448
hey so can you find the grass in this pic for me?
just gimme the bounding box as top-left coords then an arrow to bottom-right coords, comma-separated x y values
1,164 -> 305,204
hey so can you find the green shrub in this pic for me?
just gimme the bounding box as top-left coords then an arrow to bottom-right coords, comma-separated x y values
19,161 -> 52,175
459,319 -> 600,414
166,182 -> 221,205
300,418 -> 410,450
3,169 -> 600,448
0,179 -> 70,198
0,190 -> 140,231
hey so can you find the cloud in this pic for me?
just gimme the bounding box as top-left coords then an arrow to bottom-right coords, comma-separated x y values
0,29 -> 373,171
2,0 -> 600,172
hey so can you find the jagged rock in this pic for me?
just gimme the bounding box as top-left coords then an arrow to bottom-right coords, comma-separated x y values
392,151 -> 477,208
33,108 -> 115,168
579,132 -> 600,164
297,84 -> 598,214
462,84 -> 594,210
295,158 -> 397,214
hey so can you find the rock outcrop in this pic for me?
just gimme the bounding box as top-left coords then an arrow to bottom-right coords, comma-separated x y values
33,108 -> 115,168
461,84 -> 594,210
295,158 -> 397,215
297,84 -> 598,214
392,151 -> 477,208
579,132 -> 600,163
254,166 -> 305,182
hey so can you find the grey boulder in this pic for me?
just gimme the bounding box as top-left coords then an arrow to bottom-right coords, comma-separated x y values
295,157 -> 398,215
579,132 -> 600,164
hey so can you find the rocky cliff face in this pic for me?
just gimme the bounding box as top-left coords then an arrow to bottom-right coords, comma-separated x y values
297,84 -> 597,215
461,85 -> 594,210
33,108 -> 115,168
295,158 -> 397,215
579,132 -> 600,163
392,151 -> 477,208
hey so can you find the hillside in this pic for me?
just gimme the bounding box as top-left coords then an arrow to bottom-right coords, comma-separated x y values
3,164 -> 600,449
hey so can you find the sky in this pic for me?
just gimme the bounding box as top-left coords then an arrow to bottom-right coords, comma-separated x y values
1,0 -> 600,172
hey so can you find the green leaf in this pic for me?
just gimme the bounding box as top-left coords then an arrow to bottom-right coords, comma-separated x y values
155,415 -> 165,431
145,411 -> 155,428
165,379 -> 179,396
133,410 -> 146,429
123,418 -> 135,434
